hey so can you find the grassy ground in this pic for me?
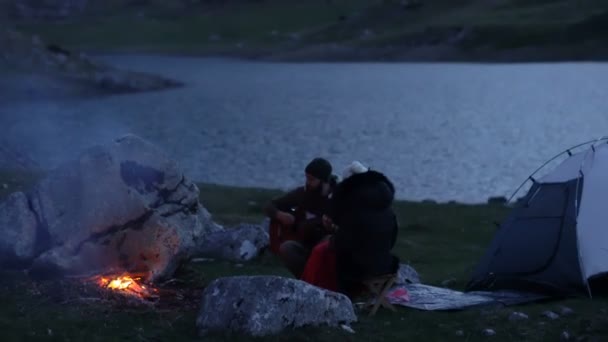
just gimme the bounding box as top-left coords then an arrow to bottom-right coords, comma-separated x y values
1,169 -> 608,341
5,0 -> 608,61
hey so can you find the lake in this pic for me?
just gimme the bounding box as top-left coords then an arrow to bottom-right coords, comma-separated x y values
2,55 -> 608,203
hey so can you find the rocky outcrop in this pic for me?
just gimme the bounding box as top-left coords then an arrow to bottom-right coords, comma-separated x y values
0,29 -> 183,94
0,134 -> 222,282
196,276 -> 357,337
0,138 -> 40,171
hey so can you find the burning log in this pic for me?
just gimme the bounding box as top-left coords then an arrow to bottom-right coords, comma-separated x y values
91,273 -> 159,302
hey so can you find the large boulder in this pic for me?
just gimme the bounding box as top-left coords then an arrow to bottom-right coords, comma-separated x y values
0,134 -> 222,282
195,220 -> 269,262
0,192 -> 39,266
196,276 -> 357,337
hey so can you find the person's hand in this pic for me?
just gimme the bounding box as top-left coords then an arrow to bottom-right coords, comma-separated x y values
276,211 -> 295,226
322,215 -> 336,232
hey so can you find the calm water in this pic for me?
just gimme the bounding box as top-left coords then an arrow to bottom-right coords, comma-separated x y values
2,55 -> 608,203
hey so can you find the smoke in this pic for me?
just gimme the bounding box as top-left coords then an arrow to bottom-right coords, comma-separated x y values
0,69 -> 133,171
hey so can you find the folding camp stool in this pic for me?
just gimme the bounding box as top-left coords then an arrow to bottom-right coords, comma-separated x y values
362,273 -> 397,316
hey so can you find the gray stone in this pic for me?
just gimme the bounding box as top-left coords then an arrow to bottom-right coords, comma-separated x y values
455,330 -> 464,337
395,263 -> 420,284
341,324 -> 355,334
2,134 -> 222,282
508,311 -> 529,321
561,331 -> 571,341
196,276 -> 357,337
0,192 -> 38,264
194,220 -> 269,262
482,328 -> 496,336
558,306 -> 574,316
542,310 -> 559,320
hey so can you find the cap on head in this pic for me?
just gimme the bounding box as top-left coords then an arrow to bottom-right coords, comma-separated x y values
342,160 -> 369,180
305,157 -> 332,182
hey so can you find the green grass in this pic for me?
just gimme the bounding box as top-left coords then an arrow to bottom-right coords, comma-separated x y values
1,169 -> 608,341
6,0 -> 608,58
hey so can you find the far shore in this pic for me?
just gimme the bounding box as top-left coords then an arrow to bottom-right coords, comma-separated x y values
74,42 -> 608,64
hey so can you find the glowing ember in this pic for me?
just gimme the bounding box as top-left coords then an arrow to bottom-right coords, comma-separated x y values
95,274 -> 158,300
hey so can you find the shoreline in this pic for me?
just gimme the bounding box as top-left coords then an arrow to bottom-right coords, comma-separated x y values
79,42 -> 608,64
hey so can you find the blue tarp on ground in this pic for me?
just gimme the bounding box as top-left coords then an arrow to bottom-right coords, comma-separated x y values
384,284 -> 549,311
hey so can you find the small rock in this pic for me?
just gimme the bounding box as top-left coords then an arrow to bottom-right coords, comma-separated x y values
455,330 -> 465,337
558,306 -> 574,316
542,311 -> 559,320
1,183 -> 8,189
235,263 -> 244,268
441,278 -> 457,287
561,331 -> 571,341
208,34 -> 221,42
341,324 -> 355,334
508,311 -> 529,321
482,328 -> 496,336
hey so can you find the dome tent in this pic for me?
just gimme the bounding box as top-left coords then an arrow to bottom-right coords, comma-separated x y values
466,137 -> 608,297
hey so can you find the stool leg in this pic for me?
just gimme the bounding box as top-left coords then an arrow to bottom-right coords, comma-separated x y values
369,277 -> 397,316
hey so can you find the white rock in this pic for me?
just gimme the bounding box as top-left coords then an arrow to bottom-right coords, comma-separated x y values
509,312 -> 529,321
341,324 -> 355,334
542,311 -> 559,320
196,276 -> 357,337
482,328 -> 496,336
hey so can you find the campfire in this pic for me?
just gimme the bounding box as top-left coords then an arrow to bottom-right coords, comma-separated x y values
93,273 -> 159,301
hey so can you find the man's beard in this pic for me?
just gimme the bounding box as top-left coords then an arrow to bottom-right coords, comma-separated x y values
305,183 -> 322,194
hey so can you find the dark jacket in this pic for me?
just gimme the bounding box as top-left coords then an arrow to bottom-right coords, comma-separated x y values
263,177 -> 337,248
329,170 -> 400,292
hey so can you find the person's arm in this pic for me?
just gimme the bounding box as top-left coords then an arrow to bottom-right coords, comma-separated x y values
263,187 -> 304,219
332,221 -> 356,256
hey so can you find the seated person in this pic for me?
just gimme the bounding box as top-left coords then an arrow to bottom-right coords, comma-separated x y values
299,161 -> 400,297
263,157 -> 337,277
329,161 -> 400,297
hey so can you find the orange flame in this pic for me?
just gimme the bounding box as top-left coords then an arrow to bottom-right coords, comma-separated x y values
96,274 -> 157,300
